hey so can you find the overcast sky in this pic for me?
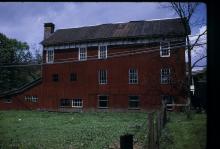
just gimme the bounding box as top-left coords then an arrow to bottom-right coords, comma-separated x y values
0,2 -> 207,70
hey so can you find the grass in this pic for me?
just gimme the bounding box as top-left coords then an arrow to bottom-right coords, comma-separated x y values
0,110 -> 147,149
160,112 -> 207,149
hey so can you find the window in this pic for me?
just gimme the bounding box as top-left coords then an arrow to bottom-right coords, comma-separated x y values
52,74 -> 59,82
3,98 -> 12,103
79,47 -> 87,60
99,70 -> 107,84
98,45 -> 107,59
160,41 -> 170,57
24,96 -> 38,102
70,73 -> 77,81
46,49 -> 54,63
72,99 -> 83,107
161,68 -> 171,84
60,99 -> 72,107
129,68 -> 138,84
162,95 -> 174,110
129,96 -> 140,109
99,95 -> 108,108
60,99 -> 83,108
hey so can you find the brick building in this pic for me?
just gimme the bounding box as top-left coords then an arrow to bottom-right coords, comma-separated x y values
0,18 -> 190,111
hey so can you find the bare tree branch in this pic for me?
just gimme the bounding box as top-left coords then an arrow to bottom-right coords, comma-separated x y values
190,29 -> 207,50
191,55 -> 207,69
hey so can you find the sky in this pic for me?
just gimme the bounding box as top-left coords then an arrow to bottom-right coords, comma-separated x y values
0,2 -> 207,70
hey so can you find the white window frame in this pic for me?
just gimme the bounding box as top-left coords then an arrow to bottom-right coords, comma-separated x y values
78,47 -> 87,61
72,99 -> 83,108
98,45 -> 107,59
160,41 -> 170,57
99,70 -> 107,84
46,48 -> 54,63
129,68 -> 138,84
25,96 -> 38,102
160,68 -> 171,84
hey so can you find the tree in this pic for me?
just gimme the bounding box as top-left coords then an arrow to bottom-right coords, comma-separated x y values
0,33 -> 40,92
164,2 -> 207,117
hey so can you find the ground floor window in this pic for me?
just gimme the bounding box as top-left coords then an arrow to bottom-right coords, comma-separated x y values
162,95 -> 174,110
60,99 -> 72,107
2,97 -> 12,103
24,96 -> 38,102
98,95 -> 108,108
60,99 -> 83,108
72,99 -> 83,107
128,96 -> 140,109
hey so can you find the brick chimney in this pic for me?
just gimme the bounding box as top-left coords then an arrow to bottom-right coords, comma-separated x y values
44,23 -> 55,40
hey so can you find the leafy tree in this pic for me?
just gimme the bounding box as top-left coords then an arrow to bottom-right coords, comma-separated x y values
0,33 -> 40,92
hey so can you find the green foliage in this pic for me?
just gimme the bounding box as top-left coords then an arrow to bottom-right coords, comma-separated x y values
160,112 -> 206,149
0,111 -> 147,149
0,33 -> 41,92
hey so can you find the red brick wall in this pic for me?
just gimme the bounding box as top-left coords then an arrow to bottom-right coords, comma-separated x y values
1,42 -> 186,111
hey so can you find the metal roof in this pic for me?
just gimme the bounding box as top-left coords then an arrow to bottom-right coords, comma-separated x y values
41,18 -> 190,46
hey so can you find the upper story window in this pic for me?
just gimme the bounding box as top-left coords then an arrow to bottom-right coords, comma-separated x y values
160,41 -> 170,57
161,68 -> 171,84
52,74 -> 59,82
99,70 -> 107,84
98,45 -> 107,59
79,47 -> 87,61
129,68 -> 138,84
46,49 -> 54,63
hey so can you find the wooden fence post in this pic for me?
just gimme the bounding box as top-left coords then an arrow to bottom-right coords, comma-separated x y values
120,134 -> 133,149
148,112 -> 154,149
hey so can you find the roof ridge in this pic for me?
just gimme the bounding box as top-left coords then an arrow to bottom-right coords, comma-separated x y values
56,17 -> 181,31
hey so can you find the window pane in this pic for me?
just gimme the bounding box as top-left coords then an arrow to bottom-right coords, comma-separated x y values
60,99 -> 72,107
99,70 -> 107,84
161,68 -> 171,84
52,74 -> 59,82
99,46 -> 107,59
129,96 -> 139,108
160,42 -> 170,57
70,73 -> 77,81
99,96 -> 108,108
79,48 -> 87,60
129,69 -> 138,84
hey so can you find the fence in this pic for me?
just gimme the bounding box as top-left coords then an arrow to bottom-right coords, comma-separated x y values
146,104 -> 167,149
119,104 -> 167,149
